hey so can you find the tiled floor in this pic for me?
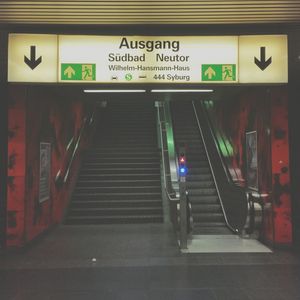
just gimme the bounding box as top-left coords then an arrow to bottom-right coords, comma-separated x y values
0,223 -> 299,299
183,234 -> 272,253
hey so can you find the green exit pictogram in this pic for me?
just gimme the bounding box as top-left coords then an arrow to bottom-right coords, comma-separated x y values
202,64 -> 236,81
61,63 -> 96,81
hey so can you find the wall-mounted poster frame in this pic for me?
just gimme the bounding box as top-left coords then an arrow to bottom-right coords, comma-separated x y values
39,142 -> 51,203
246,131 -> 258,190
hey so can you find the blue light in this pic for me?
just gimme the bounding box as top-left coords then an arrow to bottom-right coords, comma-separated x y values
179,167 -> 187,176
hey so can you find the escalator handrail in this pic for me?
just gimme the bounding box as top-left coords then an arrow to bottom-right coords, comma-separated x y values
163,102 -> 180,189
192,101 -> 236,233
156,103 -> 179,201
201,101 -> 241,184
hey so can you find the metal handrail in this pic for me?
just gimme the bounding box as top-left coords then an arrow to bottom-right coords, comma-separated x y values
156,103 -> 179,201
56,111 -> 95,184
192,101 -> 236,233
200,102 -> 233,183
202,101 -> 241,184
163,102 -> 179,188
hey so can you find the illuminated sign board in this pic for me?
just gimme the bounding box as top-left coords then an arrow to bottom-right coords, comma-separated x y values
8,34 -> 58,83
8,34 -> 288,84
239,35 -> 288,83
58,35 -> 238,84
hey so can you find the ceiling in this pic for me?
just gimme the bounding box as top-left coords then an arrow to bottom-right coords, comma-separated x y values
0,0 -> 300,25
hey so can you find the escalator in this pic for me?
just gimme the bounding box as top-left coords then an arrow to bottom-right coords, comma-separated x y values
65,99 -> 163,225
171,101 -> 232,235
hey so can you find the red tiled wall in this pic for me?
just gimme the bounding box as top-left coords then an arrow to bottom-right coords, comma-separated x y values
270,89 -> 292,245
7,86 -> 90,247
7,87 -> 26,246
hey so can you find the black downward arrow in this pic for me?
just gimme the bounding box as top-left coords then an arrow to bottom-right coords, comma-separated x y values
24,45 -> 42,70
254,47 -> 272,71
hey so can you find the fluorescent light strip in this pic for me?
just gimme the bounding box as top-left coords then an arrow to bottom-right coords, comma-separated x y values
84,89 -> 146,93
151,89 -> 213,93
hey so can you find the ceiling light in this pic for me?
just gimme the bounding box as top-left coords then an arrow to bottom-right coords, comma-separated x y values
84,89 -> 146,93
151,89 -> 213,93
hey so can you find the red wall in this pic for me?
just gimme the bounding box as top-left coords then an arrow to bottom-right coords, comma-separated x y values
211,87 -> 292,246
7,86 -> 91,247
7,87 -> 26,246
270,89 -> 292,245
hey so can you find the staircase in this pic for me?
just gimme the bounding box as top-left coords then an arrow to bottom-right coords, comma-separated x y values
65,99 -> 163,225
171,101 -> 231,234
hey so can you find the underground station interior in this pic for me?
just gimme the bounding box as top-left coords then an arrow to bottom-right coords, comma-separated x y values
1,1 -> 300,299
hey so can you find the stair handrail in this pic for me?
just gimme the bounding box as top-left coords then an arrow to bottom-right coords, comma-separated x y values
156,102 -> 179,201
55,111 -> 95,185
192,101 -> 237,233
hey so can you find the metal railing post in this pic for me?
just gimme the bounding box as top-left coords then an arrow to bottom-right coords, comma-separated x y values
179,177 -> 188,249
178,145 -> 188,249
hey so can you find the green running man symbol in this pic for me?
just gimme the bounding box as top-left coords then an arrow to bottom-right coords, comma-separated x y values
222,65 -> 233,81
83,66 -> 91,80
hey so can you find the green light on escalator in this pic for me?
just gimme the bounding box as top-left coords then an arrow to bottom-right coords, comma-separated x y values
218,138 -> 234,157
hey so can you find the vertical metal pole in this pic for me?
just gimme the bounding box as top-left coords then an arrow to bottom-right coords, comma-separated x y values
179,145 -> 188,249
179,177 -> 188,249
0,31 -> 8,249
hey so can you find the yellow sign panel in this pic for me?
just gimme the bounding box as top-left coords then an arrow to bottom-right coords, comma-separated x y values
239,35 -> 288,83
8,34 -> 58,83
7,34 -> 288,84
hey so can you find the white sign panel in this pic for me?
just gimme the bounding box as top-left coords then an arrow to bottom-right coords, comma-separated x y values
239,35 -> 288,83
59,35 -> 238,84
8,34 -> 58,82
7,34 -> 288,84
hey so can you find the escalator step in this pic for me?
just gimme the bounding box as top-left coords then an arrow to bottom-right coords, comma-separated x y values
191,204 -> 223,213
187,174 -> 213,181
193,213 -> 226,223
186,181 -> 214,188
172,101 -> 228,234
188,188 -> 217,196
189,195 -> 219,204
192,225 -> 232,235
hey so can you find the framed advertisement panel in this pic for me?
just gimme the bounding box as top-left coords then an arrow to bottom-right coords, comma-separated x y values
39,142 -> 51,203
246,131 -> 258,190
